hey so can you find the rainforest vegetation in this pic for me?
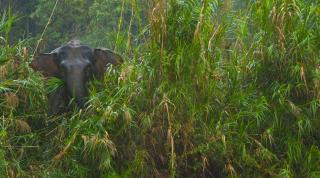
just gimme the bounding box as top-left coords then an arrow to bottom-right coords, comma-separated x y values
0,0 -> 320,177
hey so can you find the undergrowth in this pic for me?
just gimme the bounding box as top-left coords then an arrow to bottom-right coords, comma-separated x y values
1,0 -> 320,177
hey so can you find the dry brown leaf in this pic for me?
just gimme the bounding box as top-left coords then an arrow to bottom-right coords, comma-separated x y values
5,92 -> 19,108
0,65 -> 8,79
14,119 -> 31,133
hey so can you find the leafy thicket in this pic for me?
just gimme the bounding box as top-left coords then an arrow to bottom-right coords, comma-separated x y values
1,0 -> 320,177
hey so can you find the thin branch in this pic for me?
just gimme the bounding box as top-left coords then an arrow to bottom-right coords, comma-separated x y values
32,0 -> 60,57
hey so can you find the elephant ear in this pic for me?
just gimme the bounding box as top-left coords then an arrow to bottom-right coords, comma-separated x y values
93,48 -> 123,79
31,53 -> 59,77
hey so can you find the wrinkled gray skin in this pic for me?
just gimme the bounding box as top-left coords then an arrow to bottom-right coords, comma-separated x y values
31,40 -> 123,115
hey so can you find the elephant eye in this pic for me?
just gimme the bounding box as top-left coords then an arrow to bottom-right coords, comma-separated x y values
59,62 -> 67,77
59,52 -> 67,58
83,51 -> 93,59
85,64 -> 93,77
58,52 -> 68,63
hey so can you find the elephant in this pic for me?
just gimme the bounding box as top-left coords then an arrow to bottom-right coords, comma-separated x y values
31,40 -> 123,115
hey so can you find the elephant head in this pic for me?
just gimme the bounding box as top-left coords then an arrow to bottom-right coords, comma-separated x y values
31,40 -> 123,114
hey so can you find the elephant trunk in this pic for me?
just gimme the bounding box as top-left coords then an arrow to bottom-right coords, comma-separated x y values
66,68 -> 88,108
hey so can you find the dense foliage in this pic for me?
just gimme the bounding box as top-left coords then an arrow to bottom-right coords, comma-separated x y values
1,0 -> 320,177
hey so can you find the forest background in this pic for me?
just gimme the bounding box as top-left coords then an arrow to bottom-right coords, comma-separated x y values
0,0 -> 320,177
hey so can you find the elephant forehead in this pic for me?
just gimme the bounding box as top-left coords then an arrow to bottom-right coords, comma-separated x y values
67,39 -> 81,46
59,45 -> 93,56
61,58 -> 89,66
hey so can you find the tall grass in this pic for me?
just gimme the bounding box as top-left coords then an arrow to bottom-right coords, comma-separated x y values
1,0 -> 320,177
